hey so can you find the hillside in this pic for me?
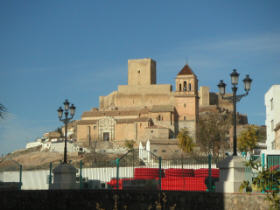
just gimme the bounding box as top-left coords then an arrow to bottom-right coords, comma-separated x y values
0,146 -> 121,171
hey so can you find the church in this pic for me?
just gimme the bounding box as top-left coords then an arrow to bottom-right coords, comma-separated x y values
76,58 -> 199,147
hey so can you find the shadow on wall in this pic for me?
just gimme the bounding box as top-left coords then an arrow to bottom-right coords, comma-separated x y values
0,190 -> 225,210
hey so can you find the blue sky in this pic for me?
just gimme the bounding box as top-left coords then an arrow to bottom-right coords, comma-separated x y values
0,0 -> 280,155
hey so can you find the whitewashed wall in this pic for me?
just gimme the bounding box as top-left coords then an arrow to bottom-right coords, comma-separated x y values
265,85 -> 280,150
0,163 -> 217,190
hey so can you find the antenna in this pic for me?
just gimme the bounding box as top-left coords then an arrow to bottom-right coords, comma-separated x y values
185,56 -> 189,65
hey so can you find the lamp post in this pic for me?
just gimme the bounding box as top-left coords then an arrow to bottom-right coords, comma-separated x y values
57,99 -> 76,164
217,69 -> 252,156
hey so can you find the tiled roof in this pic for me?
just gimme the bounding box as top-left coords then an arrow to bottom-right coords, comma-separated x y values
177,64 -> 195,76
148,138 -> 178,145
77,120 -> 98,125
82,109 -> 148,118
116,117 -> 150,124
147,125 -> 169,129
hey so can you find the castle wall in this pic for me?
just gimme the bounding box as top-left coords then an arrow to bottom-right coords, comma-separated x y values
115,123 -> 135,141
128,58 -> 156,86
199,86 -> 210,106
146,128 -> 170,140
118,84 -> 172,94
148,112 -> 175,133
100,91 -> 173,111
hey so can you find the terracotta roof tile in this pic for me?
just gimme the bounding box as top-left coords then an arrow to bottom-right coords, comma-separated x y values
147,125 -> 168,129
116,117 -> 150,124
77,120 -> 98,125
150,105 -> 174,112
148,138 -> 178,145
82,110 -> 139,118
177,64 -> 195,76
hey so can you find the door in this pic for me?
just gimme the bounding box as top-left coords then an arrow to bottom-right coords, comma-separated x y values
103,132 -> 110,141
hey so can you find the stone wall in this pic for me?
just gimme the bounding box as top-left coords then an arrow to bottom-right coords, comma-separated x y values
0,190 -> 270,210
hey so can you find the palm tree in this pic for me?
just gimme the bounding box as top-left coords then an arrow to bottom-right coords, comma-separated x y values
177,128 -> 195,168
177,128 -> 195,153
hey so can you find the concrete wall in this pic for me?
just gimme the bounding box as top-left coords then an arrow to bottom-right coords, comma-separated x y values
0,190 -> 270,210
275,127 -> 280,149
48,142 -> 78,153
265,85 -> 280,150
0,163 -> 217,190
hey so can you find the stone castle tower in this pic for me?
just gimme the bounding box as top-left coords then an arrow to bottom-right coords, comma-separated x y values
77,58 -> 199,146
128,58 -> 156,86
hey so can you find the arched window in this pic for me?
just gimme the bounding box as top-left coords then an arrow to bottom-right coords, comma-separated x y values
183,81 -> 187,91
179,84 -> 182,91
184,116 -> 186,120
189,83 -> 192,91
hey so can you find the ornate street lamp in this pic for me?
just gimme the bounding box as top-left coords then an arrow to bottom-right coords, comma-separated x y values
217,70 -> 252,156
57,99 -> 76,163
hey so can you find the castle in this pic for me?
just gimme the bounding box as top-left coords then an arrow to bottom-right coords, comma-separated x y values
76,58 -> 199,147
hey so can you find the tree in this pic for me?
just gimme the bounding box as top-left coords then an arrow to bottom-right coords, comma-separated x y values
177,128 -> 195,169
55,127 -> 63,137
240,159 -> 280,210
177,128 -> 195,154
124,140 -> 135,150
197,111 -> 231,157
0,103 -> 7,119
237,125 -> 258,155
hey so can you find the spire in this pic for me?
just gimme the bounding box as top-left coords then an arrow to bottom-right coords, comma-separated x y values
177,64 -> 195,76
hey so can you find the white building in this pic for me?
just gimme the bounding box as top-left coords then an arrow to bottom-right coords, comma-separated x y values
265,85 -> 280,150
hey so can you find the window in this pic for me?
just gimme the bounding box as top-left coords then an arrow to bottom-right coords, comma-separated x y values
162,149 -> 166,153
189,83 -> 192,91
184,116 -> 186,120
151,130 -> 153,133
271,98 -> 274,110
179,84 -> 182,91
158,115 -> 161,121
183,81 -> 187,91
138,70 -> 141,74
153,149 -> 157,153
184,103 -> 186,108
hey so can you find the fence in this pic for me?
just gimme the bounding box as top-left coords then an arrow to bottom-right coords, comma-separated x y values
1,149 -> 223,191
85,149 -> 222,192
243,154 -> 280,194
0,158 -> 22,190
